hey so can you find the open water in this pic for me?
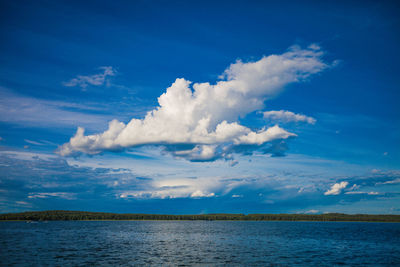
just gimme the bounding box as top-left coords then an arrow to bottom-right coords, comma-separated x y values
1,221 -> 399,266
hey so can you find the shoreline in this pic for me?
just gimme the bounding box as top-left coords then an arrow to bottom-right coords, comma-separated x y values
1,219 -> 399,223
2,211 -> 400,223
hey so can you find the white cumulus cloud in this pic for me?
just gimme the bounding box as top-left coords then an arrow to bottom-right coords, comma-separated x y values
263,110 -> 316,124
324,181 -> 349,195
58,45 -> 330,163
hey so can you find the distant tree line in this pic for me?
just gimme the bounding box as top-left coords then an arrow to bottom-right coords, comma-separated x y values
0,210 -> 399,222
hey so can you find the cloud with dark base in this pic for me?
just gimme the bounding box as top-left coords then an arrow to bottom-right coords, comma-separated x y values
58,45 -> 331,163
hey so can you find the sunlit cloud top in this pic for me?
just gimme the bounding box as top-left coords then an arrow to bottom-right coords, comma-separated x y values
58,45 -> 330,164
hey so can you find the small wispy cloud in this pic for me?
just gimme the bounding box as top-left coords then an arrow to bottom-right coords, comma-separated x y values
24,139 -> 44,146
28,192 -> 76,200
324,181 -> 348,195
63,66 -> 116,90
304,209 -> 319,214
263,110 -> 316,124
15,201 -> 30,206
345,191 -> 380,195
190,191 -> 215,198
382,178 -> 400,184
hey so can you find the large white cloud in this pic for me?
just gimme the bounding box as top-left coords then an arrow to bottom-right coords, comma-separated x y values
58,45 -> 329,162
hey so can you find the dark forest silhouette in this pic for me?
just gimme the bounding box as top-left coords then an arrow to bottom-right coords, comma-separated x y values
1,210 -> 399,222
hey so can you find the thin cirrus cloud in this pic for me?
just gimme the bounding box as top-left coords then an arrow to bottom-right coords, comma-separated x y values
263,110 -> 316,124
345,191 -> 380,195
0,150 -> 397,212
58,45 -> 331,163
28,192 -> 77,200
24,139 -> 45,146
0,89 -> 114,130
63,66 -> 116,90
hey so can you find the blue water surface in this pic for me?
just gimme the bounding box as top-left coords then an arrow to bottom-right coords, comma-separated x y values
1,221 -> 399,266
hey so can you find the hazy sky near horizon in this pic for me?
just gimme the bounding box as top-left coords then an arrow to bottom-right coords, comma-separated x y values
0,0 -> 399,214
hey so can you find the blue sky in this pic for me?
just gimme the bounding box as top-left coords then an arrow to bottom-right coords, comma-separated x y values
0,0 -> 399,214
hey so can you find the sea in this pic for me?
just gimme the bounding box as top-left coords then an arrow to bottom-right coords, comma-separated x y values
1,221 -> 399,266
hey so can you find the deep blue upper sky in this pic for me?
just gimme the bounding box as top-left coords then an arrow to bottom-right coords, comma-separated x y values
0,0 -> 399,214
